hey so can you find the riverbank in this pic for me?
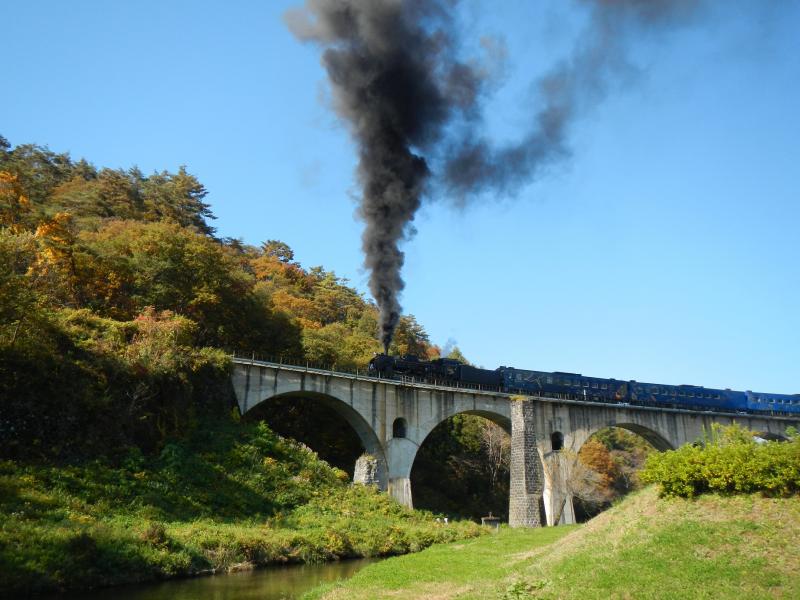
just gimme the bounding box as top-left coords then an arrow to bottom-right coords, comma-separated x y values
306,487 -> 800,599
0,421 -> 481,596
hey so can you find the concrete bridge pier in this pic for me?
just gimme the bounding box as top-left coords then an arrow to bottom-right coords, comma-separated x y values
541,453 -> 577,526
386,437 -> 416,508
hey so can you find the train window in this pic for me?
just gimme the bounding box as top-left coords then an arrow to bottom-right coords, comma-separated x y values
546,376 -> 553,384
583,381 -> 589,387
592,382 -> 598,389
679,391 -> 685,396
672,390 -> 677,396
601,383 -> 608,390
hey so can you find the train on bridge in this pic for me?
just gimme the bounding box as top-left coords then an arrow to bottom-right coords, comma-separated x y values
368,354 -> 800,417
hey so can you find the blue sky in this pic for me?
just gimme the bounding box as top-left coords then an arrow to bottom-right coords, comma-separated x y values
3,1 -> 798,393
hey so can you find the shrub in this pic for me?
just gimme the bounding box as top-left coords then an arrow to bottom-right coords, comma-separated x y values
641,424 -> 800,498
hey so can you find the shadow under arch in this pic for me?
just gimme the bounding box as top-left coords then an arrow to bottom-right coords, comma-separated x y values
409,408 -> 515,520
420,409 -> 512,439
580,422 -> 675,452
243,390 -> 388,489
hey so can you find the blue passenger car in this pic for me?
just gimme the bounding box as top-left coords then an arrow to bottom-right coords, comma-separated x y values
501,368 -> 624,402
746,391 -> 800,416
628,381 -> 745,412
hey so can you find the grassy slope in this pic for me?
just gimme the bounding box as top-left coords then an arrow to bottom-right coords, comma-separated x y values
0,421 -> 481,596
307,488 -> 800,600
304,527 -> 578,600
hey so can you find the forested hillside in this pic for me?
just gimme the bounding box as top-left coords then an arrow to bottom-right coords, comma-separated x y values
0,136 -> 436,458
0,136 -> 488,593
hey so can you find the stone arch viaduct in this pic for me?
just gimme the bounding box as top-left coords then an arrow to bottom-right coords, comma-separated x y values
231,358 -> 798,527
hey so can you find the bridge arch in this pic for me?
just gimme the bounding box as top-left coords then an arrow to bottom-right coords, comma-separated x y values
407,408 -> 515,518
418,408 -> 511,443
538,422 -> 672,526
393,407 -> 512,483
575,422 -> 675,453
243,390 -> 388,490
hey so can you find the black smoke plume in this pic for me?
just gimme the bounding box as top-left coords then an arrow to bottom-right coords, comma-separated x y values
286,0 -> 705,350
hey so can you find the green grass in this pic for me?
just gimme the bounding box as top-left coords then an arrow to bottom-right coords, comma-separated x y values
303,526 -> 577,600
520,488 -> 800,600
305,488 -> 800,600
0,420 -> 482,595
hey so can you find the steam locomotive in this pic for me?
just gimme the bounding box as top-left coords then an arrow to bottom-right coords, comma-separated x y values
367,354 -> 800,416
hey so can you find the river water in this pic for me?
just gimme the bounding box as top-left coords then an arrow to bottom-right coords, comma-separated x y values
50,559 -> 376,600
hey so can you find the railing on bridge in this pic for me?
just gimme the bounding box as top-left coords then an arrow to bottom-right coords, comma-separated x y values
230,353 -> 796,419
230,352 -> 506,394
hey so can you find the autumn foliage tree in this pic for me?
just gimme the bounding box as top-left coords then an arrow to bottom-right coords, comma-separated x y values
0,136 -> 440,459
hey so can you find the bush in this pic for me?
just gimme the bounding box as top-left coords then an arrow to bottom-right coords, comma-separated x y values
641,424 -> 800,498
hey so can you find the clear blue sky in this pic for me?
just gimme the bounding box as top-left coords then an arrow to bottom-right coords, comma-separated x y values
3,1 -> 798,393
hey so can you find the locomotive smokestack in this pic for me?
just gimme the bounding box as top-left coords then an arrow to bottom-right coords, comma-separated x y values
286,0 -> 710,348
